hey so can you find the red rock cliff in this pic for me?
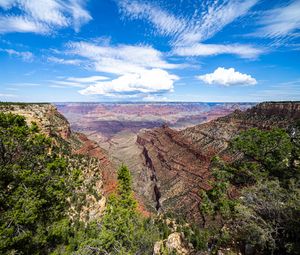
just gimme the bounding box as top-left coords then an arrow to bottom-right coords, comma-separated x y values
136,102 -> 300,222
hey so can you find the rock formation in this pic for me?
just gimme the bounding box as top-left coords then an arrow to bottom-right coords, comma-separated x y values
0,103 -> 117,220
136,102 -> 300,221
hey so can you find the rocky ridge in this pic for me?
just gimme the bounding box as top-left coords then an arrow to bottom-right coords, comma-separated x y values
136,102 -> 300,221
0,103 -> 117,220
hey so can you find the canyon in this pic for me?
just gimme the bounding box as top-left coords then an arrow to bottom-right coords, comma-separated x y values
56,102 -> 254,214
4,101 -> 299,224
58,101 -> 300,222
136,102 -> 300,221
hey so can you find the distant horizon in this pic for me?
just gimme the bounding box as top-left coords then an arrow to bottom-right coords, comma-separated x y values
3,100 -> 300,105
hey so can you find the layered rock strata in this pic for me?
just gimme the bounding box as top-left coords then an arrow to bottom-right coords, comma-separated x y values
136,102 -> 300,221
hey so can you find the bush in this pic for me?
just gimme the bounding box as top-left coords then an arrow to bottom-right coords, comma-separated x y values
74,165 -> 160,255
198,127 -> 300,254
0,113 -> 78,254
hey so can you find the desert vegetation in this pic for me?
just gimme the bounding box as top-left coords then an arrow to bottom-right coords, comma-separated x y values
0,113 -> 160,254
198,126 -> 300,254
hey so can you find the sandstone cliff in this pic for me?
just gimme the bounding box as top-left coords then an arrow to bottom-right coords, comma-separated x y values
136,102 -> 300,221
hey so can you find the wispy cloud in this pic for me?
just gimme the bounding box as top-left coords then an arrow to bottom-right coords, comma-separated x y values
174,0 -> 259,46
118,0 -> 186,37
173,43 -> 263,59
0,16 -> 49,34
67,41 -> 180,75
0,48 -> 34,61
48,75 -> 110,88
0,0 -> 91,34
67,76 -> 109,83
118,0 -> 262,58
0,93 -> 18,98
47,56 -> 82,65
197,67 -> 257,86
48,80 -> 87,88
49,70 -> 178,98
119,0 -> 258,44
253,0 -> 300,39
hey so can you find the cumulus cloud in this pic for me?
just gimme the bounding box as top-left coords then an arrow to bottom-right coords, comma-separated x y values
79,69 -> 178,96
0,48 -> 34,61
50,41 -> 180,97
197,67 -> 257,86
0,0 -> 91,34
253,0 -> 300,39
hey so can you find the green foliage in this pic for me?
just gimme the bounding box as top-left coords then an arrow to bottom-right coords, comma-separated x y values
181,224 -> 210,251
0,113 -> 81,254
234,180 -> 300,254
0,113 -> 164,255
231,128 -> 293,181
0,113 -> 100,254
75,165 -> 160,255
199,162 -> 236,224
198,127 -> 300,254
0,113 -> 160,254
156,218 -> 172,239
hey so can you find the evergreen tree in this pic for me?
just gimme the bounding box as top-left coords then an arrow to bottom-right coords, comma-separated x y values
0,113 -> 78,254
75,165 -> 159,255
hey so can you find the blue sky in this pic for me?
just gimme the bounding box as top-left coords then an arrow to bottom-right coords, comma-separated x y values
0,0 -> 299,102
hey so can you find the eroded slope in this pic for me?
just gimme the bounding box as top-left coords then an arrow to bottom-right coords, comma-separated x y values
137,102 -> 300,221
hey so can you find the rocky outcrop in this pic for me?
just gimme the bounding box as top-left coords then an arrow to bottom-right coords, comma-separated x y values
0,103 -> 71,139
136,102 -> 300,221
154,232 -> 192,255
74,133 -> 117,194
0,103 -> 117,220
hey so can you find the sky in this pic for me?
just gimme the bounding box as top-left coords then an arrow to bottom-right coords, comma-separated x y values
0,0 -> 299,102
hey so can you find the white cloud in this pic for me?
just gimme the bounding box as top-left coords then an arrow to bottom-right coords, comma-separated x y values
48,80 -> 87,88
48,76 -> 110,88
197,67 -> 257,86
175,0 -> 259,46
67,41 -> 179,75
118,0 -> 258,46
118,0 -> 186,36
0,0 -> 91,34
0,93 -> 17,98
67,76 -> 109,83
254,0 -> 300,39
47,56 -> 82,65
63,41 -> 180,97
0,48 -> 34,61
173,43 -> 263,59
0,16 -> 49,34
79,69 -> 179,96
64,0 -> 92,32
118,0 -> 263,59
